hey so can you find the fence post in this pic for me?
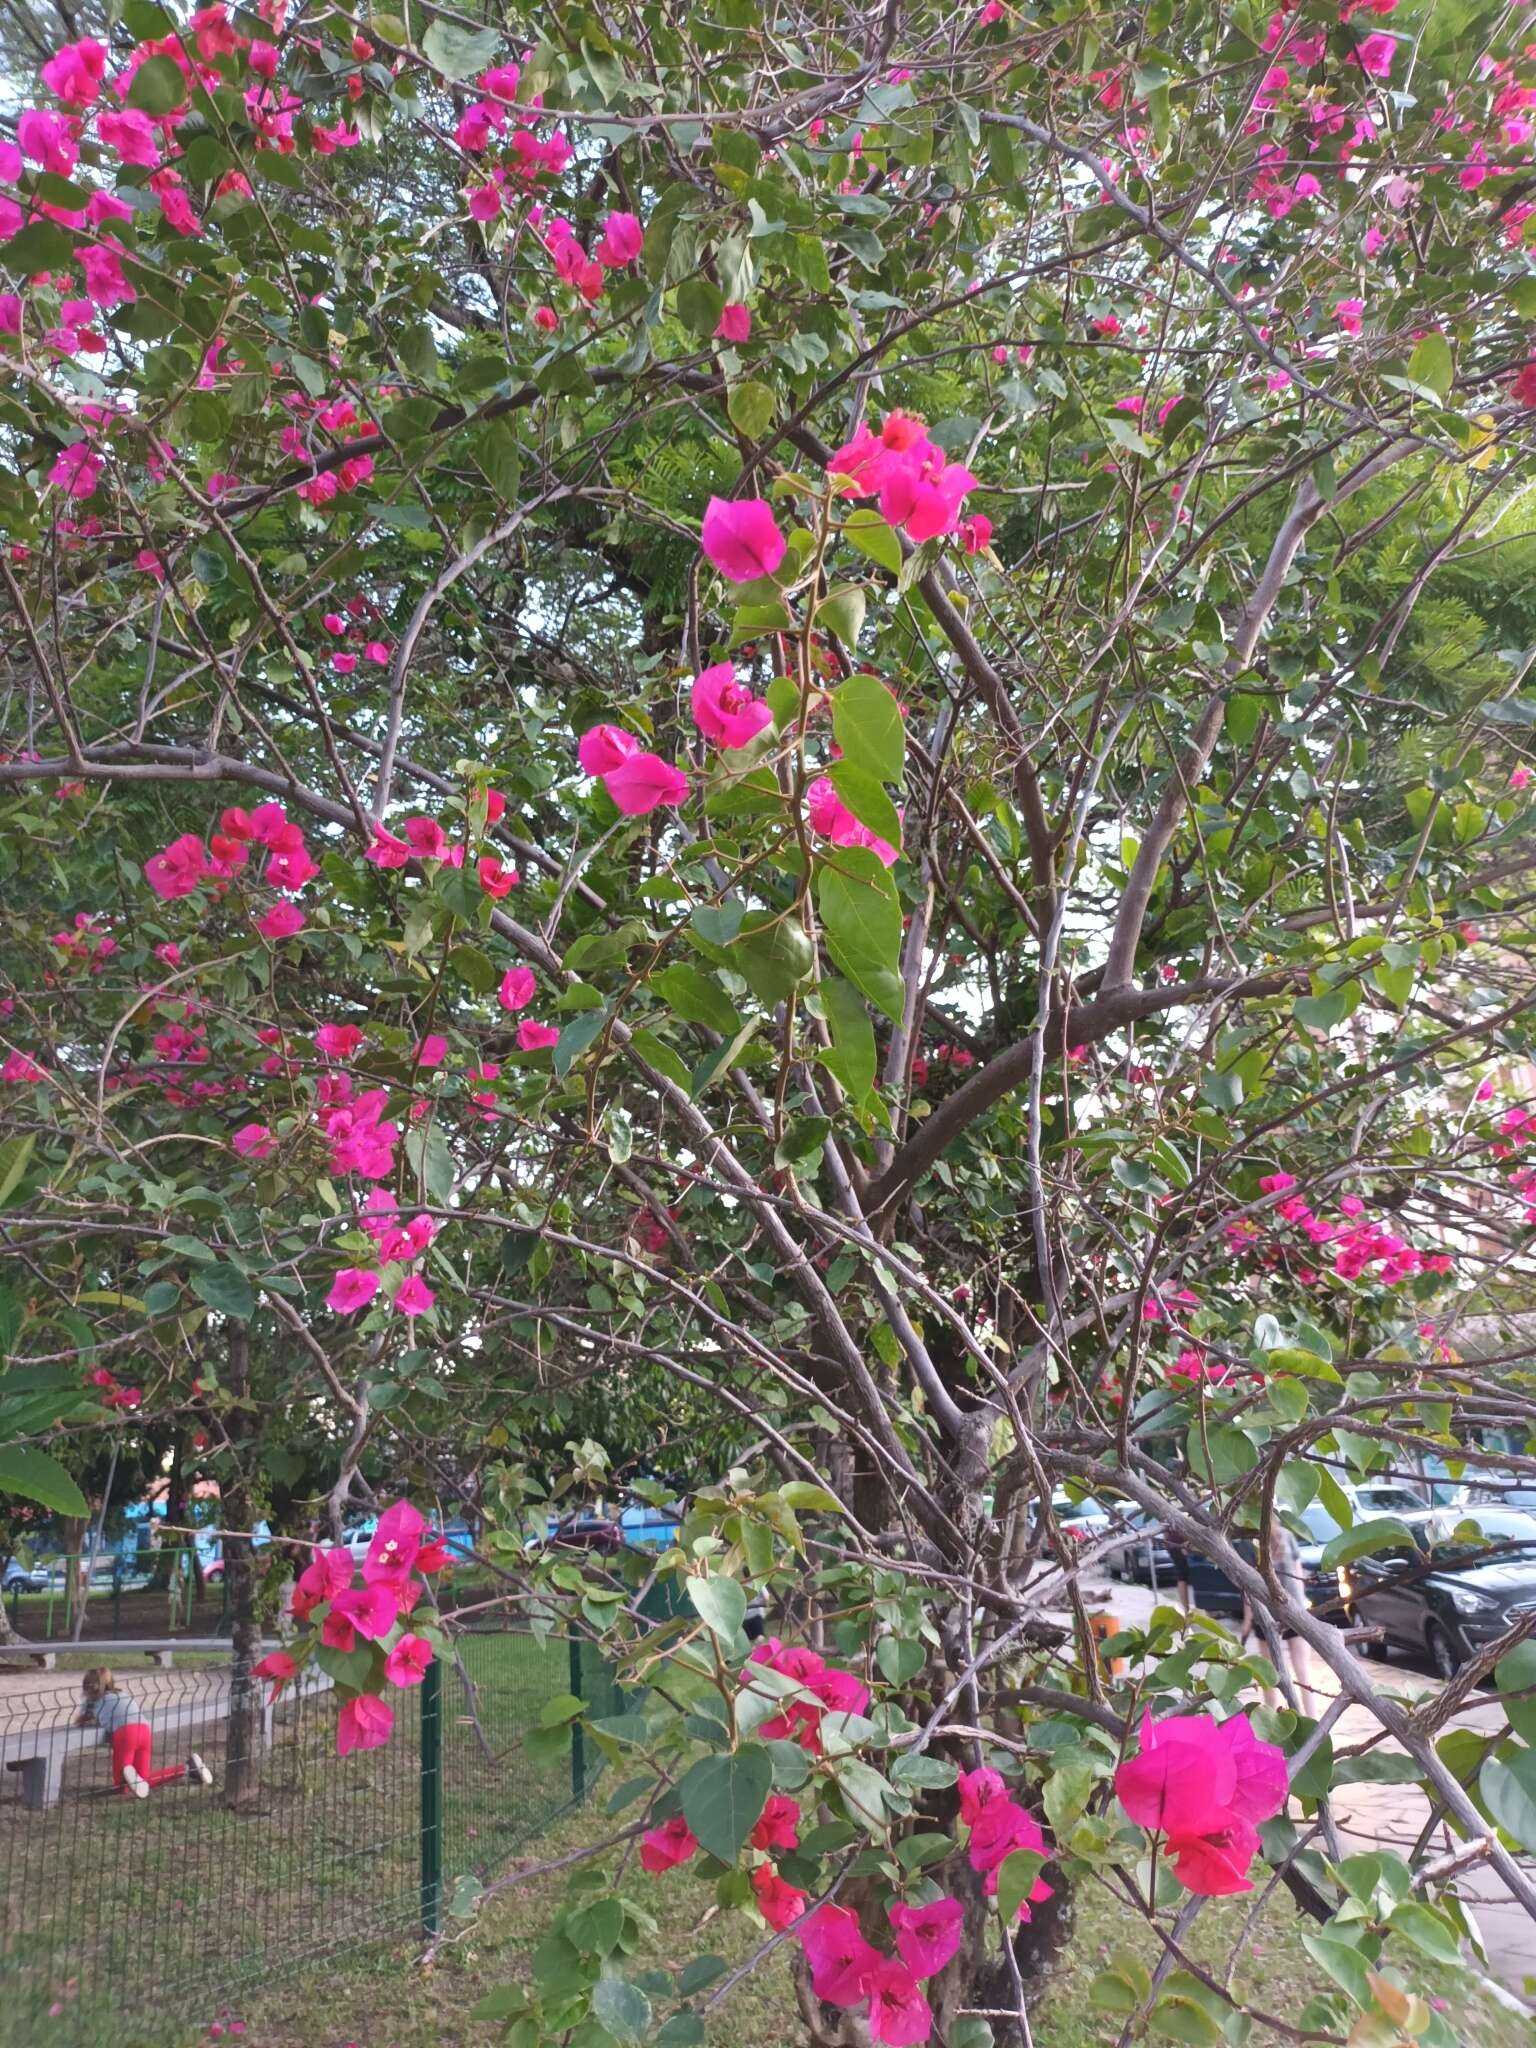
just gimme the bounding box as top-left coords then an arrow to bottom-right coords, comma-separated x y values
569,1633 -> 586,1806
420,1655 -> 443,1937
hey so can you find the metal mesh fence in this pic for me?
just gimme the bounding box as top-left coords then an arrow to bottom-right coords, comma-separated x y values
0,1631 -> 620,2047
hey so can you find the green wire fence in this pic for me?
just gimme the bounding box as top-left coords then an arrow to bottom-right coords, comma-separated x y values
0,1628 -> 622,2048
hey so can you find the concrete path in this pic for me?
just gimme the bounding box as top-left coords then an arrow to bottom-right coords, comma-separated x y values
1077,1570 -> 1536,2003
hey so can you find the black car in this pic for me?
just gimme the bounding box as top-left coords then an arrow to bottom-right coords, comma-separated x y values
1339,1508 -> 1536,1678
1155,1501 -> 1365,1625
1105,1508 -> 1177,1587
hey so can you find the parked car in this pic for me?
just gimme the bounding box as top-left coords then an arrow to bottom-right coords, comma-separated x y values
1339,1507 -> 1536,1677
1466,1479 -> 1536,1514
1353,1481 -> 1431,1516
1148,1496 -> 1374,1623
1051,1492 -> 1112,1544
2,1556 -> 48,1593
1105,1509 -> 1176,1585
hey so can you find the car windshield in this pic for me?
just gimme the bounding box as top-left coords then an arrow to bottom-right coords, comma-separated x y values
1297,1503 -> 1348,1542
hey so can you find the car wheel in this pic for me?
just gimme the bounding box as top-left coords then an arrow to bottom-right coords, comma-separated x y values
1426,1621 -> 1462,1681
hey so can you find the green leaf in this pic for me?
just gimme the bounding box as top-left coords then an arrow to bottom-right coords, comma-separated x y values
819,585 -> 867,649
1317,1517 -> 1416,1573
0,1133 -> 35,1207
842,508 -> 903,575
828,760 -> 901,849
590,1977 -> 652,2045
995,1850 -> 1045,1926
405,1123 -> 455,1205
190,1263 -> 256,1321
687,1574 -> 747,1641
2,222 -> 75,272
628,1028 -> 693,1092
126,53 -> 187,113
677,1957 -> 727,1997
727,380 -> 776,438
655,965 -> 741,1035
1300,1932 -> 1373,2009
449,943 -> 499,995
1481,1747 -> 1536,1852
1372,961 -> 1413,1009
728,913 -> 814,1005
1496,1641 -> 1536,1745
1387,1901 -> 1461,1966
554,1008 -> 611,1079
1295,989 -> 1352,1033
693,900 -> 745,947
1149,1991 -> 1222,2044
423,18 -> 502,78
1407,332 -> 1453,401
774,1116 -> 830,1170
1266,1347 -> 1342,1384
779,1481 -> 844,1512
817,848 -> 904,1022
678,1744 -> 774,1862
821,978 -> 876,1101
676,277 -> 725,337
1104,413 -> 1155,458
1186,1422 -> 1257,1486
876,1636 -> 925,1684
832,674 -> 905,784
0,1443 -> 89,1517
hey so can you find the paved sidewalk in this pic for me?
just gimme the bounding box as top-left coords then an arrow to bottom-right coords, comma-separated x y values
1078,1572 -> 1535,2002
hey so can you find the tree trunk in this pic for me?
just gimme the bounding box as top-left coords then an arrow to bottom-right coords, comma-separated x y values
221,1331 -> 265,1810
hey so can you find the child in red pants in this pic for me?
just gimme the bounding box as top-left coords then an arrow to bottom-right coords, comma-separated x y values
76,1666 -> 214,1798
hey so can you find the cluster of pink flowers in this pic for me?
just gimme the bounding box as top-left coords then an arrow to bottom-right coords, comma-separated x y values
11,4 -> 307,250
144,803 -> 319,928
525,209 -> 643,301
89,1362 -> 143,1409
577,723 -> 690,816
48,911 -> 116,976
700,496 -> 788,583
290,397 -> 376,508
325,1188 -> 441,1319
826,411 -> 985,548
642,1791 -> 809,1928
743,1636 -> 872,1753
254,1501 -> 446,1754
908,1042 -> 976,1089
798,1901 -> 958,2044
453,56 -> 573,185
1232,1172 -> 1454,1287
692,663 -> 773,750
1114,1711 -> 1287,1895
956,1767 -> 1053,1913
